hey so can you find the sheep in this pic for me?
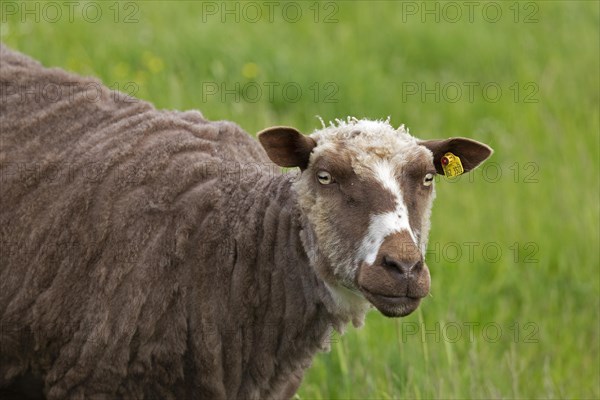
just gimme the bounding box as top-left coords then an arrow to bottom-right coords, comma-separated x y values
0,44 -> 493,400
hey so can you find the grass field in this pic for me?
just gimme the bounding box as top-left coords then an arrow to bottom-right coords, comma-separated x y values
2,0 -> 599,398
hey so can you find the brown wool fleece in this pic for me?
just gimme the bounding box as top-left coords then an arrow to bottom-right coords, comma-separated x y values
0,45 -> 342,400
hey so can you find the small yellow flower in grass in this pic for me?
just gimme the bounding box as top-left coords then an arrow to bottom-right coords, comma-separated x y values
242,62 -> 259,79
112,62 -> 130,79
147,56 -> 164,74
142,51 -> 164,74
66,57 -> 88,73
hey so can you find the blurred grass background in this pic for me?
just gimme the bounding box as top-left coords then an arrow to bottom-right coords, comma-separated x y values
2,0 -> 598,398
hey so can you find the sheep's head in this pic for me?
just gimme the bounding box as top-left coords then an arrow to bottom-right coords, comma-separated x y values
258,118 -> 492,318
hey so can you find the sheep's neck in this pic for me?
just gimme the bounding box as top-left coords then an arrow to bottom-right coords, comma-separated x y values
255,173 -> 338,318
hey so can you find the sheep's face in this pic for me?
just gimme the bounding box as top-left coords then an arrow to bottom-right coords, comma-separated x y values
259,118 -> 492,318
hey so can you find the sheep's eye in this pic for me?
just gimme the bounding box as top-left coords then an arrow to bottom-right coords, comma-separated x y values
423,172 -> 435,186
316,171 -> 333,185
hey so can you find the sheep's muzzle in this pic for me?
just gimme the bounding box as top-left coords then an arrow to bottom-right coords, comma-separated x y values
356,232 -> 431,317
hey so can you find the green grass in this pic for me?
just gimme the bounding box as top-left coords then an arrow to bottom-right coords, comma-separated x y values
2,1 -> 599,398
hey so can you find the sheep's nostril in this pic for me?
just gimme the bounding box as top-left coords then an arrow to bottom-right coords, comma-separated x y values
382,255 -> 401,271
382,255 -> 421,275
412,260 -> 423,271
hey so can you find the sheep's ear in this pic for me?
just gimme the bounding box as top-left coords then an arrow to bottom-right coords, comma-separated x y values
419,137 -> 493,175
258,126 -> 317,170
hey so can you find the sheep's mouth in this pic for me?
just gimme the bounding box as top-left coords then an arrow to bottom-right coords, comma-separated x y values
360,288 -> 422,317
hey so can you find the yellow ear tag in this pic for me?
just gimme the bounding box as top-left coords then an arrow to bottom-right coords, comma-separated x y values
441,152 -> 464,177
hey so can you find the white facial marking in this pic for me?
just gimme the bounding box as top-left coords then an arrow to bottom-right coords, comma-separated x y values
357,161 -> 417,265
